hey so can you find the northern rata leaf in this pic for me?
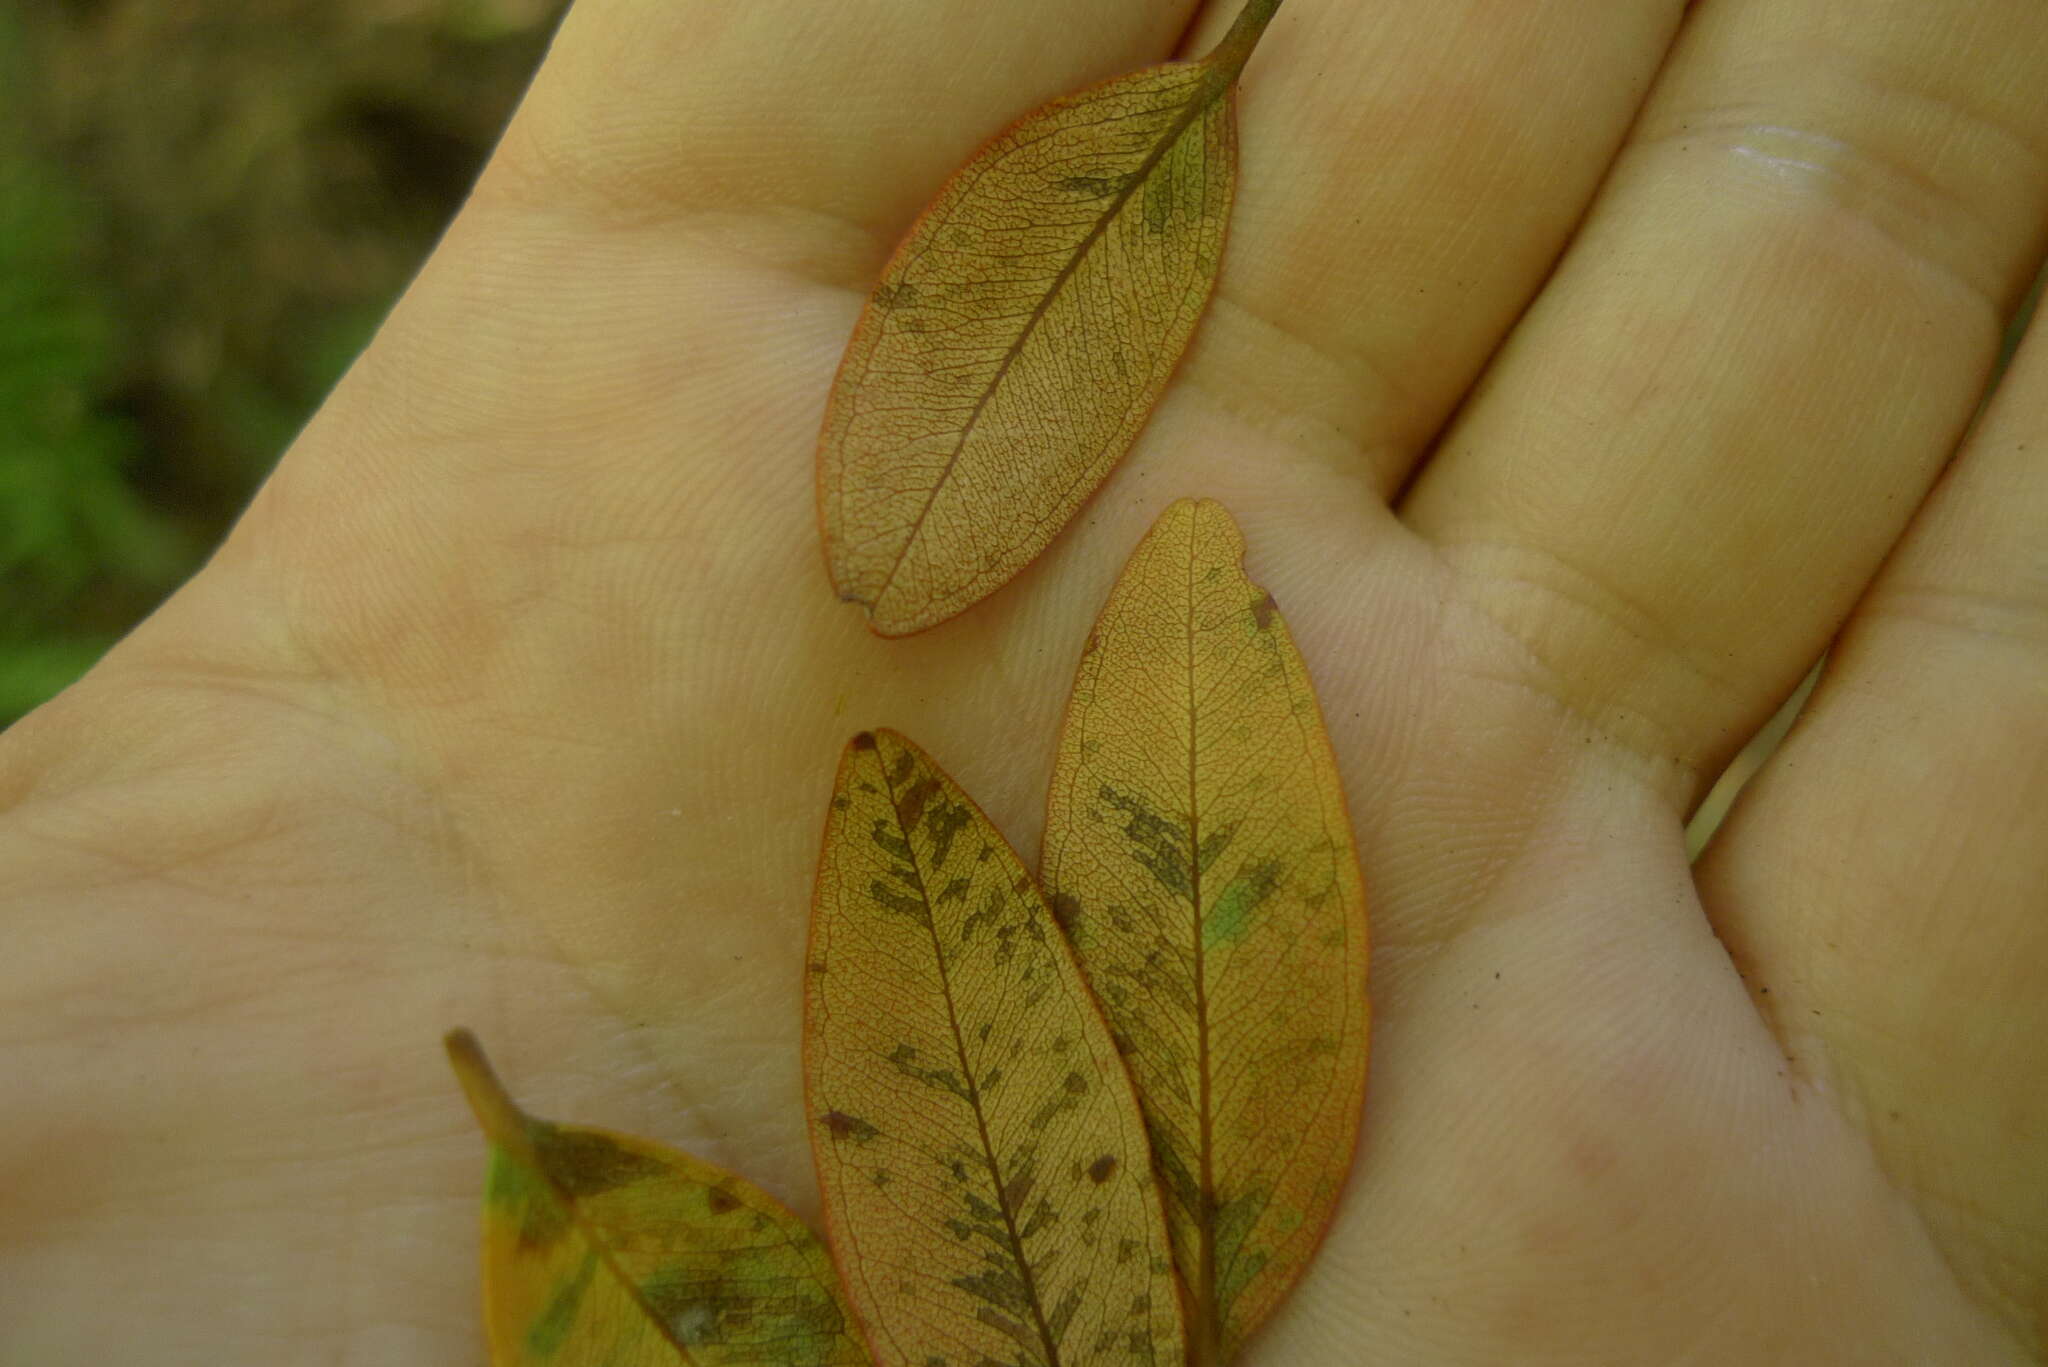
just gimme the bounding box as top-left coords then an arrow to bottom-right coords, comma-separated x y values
804,730 -> 1185,1364
818,0 -> 1286,636
1042,499 -> 1370,1363
445,1030 -> 872,1366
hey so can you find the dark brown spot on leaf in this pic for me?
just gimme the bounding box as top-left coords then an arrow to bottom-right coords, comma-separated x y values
1002,1167 -> 1037,1210
898,776 -> 941,831
532,1123 -> 669,1199
1055,172 -> 1129,197
869,878 -> 930,923
823,1110 -> 880,1144
1100,785 -> 1190,897
926,799 -> 972,867
1089,1154 -> 1119,1184
873,280 -> 919,310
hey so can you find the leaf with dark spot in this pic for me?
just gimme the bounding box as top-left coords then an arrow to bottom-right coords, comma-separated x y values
1043,499 -> 1371,1362
445,1030 -> 872,1365
818,1 -> 1287,635
807,730 -> 1183,1364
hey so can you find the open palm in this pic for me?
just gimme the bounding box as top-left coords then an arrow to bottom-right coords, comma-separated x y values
6,0 -> 2046,1361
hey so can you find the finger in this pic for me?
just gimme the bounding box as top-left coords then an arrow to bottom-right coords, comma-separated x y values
490,0 -> 1199,247
1400,0 -> 2048,803
1696,303 -> 2048,1350
1174,0 -> 1687,493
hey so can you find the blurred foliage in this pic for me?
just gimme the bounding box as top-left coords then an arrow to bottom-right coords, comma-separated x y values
0,0 -> 565,724
0,8 -> 172,717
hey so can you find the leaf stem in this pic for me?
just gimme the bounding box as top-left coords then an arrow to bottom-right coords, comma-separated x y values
445,1028 -> 539,1157
1203,0 -> 1285,82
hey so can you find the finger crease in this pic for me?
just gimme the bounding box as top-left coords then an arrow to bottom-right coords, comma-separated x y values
1439,537 -> 1744,796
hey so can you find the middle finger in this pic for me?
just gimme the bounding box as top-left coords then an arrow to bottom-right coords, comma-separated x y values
1400,0 -> 2048,803
1175,0 -> 1688,493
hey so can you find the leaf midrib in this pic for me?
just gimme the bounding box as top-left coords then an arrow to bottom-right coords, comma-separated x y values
1184,526 -> 1222,1367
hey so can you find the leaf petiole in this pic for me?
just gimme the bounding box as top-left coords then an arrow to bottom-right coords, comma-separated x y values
1203,0 -> 1286,83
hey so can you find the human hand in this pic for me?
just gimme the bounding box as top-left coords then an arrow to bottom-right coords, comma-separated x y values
4,0 -> 2045,1360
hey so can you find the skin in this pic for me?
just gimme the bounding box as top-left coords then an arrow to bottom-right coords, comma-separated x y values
2,0 -> 2044,1360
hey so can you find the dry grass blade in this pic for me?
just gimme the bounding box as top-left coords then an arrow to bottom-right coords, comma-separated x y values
805,730 -> 1185,1364
1042,500 -> 1370,1364
445,1030 -> 872,1366
818,1 -> 1285,636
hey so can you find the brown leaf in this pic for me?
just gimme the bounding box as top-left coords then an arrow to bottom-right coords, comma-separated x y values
444,1030 -> 872,1366
818,0 -> 1285,636
805,730 -> 1186,1364
1042,500 -> 1370,1363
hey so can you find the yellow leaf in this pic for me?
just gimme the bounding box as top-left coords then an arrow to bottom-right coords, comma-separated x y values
818,0 -> 1285,636
805,730 -> 1186,1365
444,1030 -> 873,1367
1042,500 -> 1370,1364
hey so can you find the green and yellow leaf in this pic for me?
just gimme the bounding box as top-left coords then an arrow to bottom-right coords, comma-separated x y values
805,730 -> 1185,1364
818,0 -> 1286,636
445,1029 -> 872,1366
1042,499 -> 1370,1363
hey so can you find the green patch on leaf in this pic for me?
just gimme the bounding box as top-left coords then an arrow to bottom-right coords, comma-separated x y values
525,1249 -> 598,1358
1205,860 -> 1282,949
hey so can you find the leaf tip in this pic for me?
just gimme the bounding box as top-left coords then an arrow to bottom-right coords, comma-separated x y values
832,581 -> 916,638
1184,495 -> 1235,530
1184,497 -> 1250,563
861,602 -> 925,638
870,727 -> 926,765
849,731 -> 878,752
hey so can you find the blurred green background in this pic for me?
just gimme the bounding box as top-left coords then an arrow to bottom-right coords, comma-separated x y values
0,0 -> 568,724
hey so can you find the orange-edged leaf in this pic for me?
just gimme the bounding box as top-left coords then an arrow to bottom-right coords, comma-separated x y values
805,730 -> 1186,1365
818,0 -> 1285,637
444,1030 -> 873,1367
1042,499 -> 1370,1363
